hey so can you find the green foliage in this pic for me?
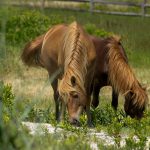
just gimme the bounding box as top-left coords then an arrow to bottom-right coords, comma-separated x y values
0,81 -> 15,123
5,11 -> 50,45
2,9 -> 76,46
0,81 -> 27,150
92,105 -> 113,126
26,107 -> 56,124
2,8 -> 112,46
1,8 -> 70,46
84,23 -> 112,37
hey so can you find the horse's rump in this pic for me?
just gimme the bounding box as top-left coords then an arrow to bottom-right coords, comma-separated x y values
21,34 -> 45,67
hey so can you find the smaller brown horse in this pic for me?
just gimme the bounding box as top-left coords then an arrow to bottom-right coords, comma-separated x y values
90,35 -> 128,110
91,35 -> 148,119
21,22 -> 96,126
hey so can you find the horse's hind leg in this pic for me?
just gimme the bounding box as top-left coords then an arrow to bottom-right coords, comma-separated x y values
92,82 -> 101,109
111,88 -> 118,110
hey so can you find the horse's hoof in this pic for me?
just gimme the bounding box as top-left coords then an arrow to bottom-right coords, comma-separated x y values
87,123 -> 95,128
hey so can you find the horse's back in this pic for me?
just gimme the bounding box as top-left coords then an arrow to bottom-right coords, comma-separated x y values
91,36 -> 108,76
78,26 -> 96,63
40,24 -> 68,70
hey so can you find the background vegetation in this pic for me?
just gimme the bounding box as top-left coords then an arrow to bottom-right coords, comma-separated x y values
0,4 -> 150,150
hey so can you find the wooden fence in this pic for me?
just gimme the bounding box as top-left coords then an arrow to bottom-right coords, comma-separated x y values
2,0 -> 150,17
88,0 -> 150,17
38,0 -> 150,17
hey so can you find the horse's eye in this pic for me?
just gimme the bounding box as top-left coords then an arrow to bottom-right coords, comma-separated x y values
70,91 -> 79,99
72,94 -> 79,99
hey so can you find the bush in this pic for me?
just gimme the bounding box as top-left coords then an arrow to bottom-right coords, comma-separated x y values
0,81 -> 22,150
0,81 -> 15,123
84,23 -> 113,37
3,9 -> 112,46
5,11 -> 51,45
3,9 -> 72,46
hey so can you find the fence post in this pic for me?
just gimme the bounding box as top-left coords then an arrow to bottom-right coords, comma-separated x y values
141,0 -> 147,17
90,0 -> 94,13
41,0 -> 45,11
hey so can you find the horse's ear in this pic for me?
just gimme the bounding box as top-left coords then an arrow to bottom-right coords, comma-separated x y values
112,34 -> 121,43
71,76 -> 76,87
142,86 -> 147,92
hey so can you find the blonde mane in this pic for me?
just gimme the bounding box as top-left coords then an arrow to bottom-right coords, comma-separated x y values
107,36 -> 148,108
58,22 -> 88,99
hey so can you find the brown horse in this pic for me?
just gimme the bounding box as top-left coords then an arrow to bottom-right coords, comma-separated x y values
21,22 -> 96,126
90,35 -> 127,110
91,35 -> 148,119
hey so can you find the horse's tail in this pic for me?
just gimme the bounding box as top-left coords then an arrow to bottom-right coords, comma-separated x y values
107,35 -> 148,118
21,34 -> 45,67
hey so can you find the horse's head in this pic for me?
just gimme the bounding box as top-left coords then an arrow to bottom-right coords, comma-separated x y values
66,76 -> 86,126
59,75 -> 87,126
124,86 -> 148,119
124,92 -> 144,119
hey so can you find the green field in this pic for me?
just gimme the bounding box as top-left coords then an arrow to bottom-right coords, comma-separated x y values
0,5 -> 150,150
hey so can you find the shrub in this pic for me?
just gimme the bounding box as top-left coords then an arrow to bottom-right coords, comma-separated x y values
5,11 -> 51,45
0,81 -> 24,150
3,9 -> 112,46
84,23 -> 113,37
0,81 -> 15,123
3,9 -> 71,46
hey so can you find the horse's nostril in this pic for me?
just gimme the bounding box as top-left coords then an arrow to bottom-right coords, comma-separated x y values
73,119 -> 78,124
72,118 -> 78,124
70,118 -> 81,126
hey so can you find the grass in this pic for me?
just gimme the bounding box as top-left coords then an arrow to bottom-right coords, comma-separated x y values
0,6 -> 150,150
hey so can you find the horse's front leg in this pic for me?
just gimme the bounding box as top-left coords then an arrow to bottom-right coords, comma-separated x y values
59,99 -> 66,122
51,83 -> 66,122
51,79 -> 61,122
111,88 -> 119,110
86,96 -> 93,127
